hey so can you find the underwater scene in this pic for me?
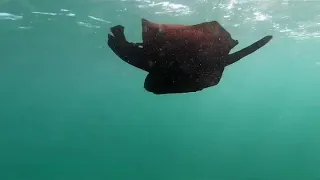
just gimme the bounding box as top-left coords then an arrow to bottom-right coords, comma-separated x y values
1,0 -> 320,180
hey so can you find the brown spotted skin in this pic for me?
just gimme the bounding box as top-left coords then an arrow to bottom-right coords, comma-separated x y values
142,19 -> 239,58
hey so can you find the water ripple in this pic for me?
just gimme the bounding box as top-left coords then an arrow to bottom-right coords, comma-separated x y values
0,12 -> 22,20
77,21 -> 100,29
88,16 -> 110,23
220,0 -> 320,40
32,12 -> 58,16
137,0 -> 193,16
1,0 -> 320,40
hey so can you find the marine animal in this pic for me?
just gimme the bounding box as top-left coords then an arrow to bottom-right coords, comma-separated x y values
107,19 -> 273,94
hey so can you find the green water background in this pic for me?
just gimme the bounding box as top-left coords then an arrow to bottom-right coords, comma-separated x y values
1,0 -> 320,179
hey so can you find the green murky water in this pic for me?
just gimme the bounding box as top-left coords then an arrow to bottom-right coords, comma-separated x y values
1,0 -> 320,179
